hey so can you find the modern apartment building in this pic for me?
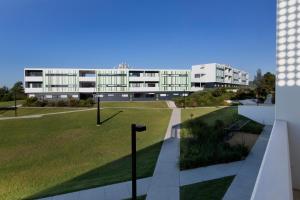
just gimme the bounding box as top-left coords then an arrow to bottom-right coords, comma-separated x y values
24,63 -> 249,100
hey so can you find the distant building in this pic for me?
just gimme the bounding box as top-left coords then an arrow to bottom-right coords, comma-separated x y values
24,63 -> 249,100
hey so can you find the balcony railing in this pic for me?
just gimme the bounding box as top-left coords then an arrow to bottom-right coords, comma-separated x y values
250,120 -> 293,200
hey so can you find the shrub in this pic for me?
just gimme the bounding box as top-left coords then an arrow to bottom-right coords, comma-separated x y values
174,89 -> 234,107
180,116 -> 250,170
56,100 -> 67,107
23,97 -> 47,107
69,98 -> 80,107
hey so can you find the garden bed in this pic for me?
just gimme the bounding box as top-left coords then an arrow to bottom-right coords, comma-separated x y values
180,107 -> 264,170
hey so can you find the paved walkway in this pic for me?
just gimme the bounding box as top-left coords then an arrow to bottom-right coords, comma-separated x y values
223,125 -> 272,200
146,108 -> 181,200
40,161 -> 245,200
0,108 -> 95,120
180,161 -> 244,186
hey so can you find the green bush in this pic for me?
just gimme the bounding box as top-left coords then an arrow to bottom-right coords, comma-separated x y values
23,97 -> 47,107
69,98 -> 80,107
56,100 -> 68,107
231,88 -> 256,100
23,97 -> 94,107
180,119 -> 249,170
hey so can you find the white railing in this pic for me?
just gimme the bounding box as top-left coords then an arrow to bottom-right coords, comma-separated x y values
79,77 -> 96,82
251,120 -> 293,200
128,76 -> 160,82
24,88 -> 43,93
129,87 -> 159,92
78,88 -> 95,93
238,105 -> 275,125
24,76 -> 43,82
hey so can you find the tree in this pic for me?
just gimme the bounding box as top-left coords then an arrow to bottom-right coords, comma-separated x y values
11,81 -> 26,100
0,81 -> 26,101
256,72 -> 275,102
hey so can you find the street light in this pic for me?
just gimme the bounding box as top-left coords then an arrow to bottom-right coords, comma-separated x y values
97,94 -> 101,126
183,89 -> 186,109
131,124 -> 146,200
14,89 -> 17,117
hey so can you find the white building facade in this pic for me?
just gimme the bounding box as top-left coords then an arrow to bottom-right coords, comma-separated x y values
24,63 -> 249,100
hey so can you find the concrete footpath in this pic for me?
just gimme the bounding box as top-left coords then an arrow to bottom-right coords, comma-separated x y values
146,108 -> 181,200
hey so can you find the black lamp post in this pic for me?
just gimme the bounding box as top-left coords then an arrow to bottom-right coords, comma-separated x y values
97,94 -> 101,126
14,89 -> 17,117
183,89 -> 186,109
131,124 -> 146,200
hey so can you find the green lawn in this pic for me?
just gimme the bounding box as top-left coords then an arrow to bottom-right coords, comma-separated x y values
180,176 -> 234,200
100,101 -> 168,108
182,107 -> 237,125
0,100 -> 25,107
0,107 -> 85,118
0,108 -> 171,200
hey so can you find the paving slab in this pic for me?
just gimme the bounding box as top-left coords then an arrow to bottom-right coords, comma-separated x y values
146,108 -> 181,200
180,161 -> 244,186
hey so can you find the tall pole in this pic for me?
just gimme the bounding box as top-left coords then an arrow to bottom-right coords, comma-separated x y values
97,95 -> 101,126
131,124 -> 137,200
184,89 -> 186,109
14,89 -> 17,117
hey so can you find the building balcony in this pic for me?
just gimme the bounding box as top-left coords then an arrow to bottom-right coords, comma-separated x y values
78,88 -> 96,93
25,88 -> 43,93
79,77 -> 96,82
129,76 -> 159,82
129,87 -> 160,92
25,76 -> 43,82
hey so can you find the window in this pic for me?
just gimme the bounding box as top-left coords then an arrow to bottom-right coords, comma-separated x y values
25,70 -> 43,76
46,85 -> 69,88
129,71 -> 142,77
146,82 -> 157,87
79,82 -> 95,88
195,74 -> 201,78
130,82 -> 143,87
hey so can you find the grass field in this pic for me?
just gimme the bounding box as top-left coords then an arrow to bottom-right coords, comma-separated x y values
0,108 -> 171,200
0,100 -> 25,107
100,101 -> 168,108
180,176 -> 234,200
182,107 -> 237,126
0,107 -> 85,118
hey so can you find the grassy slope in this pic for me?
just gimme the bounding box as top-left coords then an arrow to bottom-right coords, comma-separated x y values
100,101 -> 168,108
0,108 -> 171,200
180,176 -> 234,200
182,107 -> 238,130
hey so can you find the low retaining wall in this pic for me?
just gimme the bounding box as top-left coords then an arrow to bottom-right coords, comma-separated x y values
238,105 -> 275,125
251,120 -> 293,200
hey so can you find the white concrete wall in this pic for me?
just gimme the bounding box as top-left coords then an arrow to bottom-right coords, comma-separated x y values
276,0 -> 300,189
238,105 -> 275,125
251,120 -> 293,200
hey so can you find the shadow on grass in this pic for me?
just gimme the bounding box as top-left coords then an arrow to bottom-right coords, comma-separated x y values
25,141 -> 163,200
100,110 -> 123,125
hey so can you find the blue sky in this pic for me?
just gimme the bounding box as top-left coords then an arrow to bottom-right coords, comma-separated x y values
0,0 -> 276,87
